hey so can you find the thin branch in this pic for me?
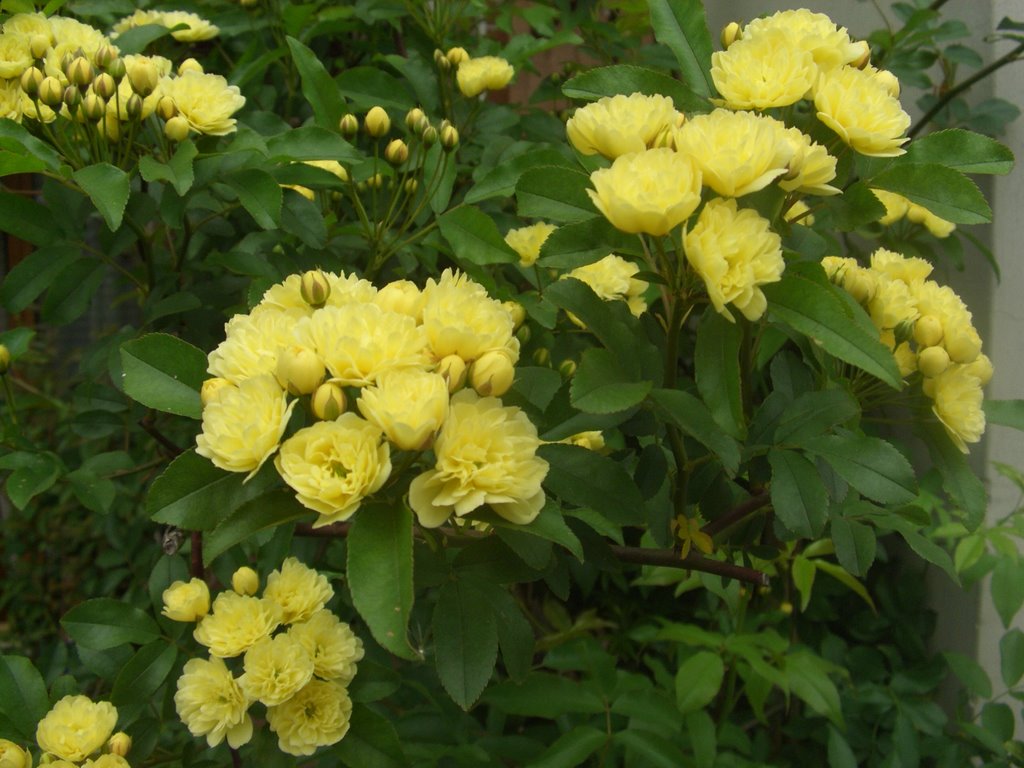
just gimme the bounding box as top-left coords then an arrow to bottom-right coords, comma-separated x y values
702,493 -> 770,538
190,532 -> 203,580
138,416 -> 184,457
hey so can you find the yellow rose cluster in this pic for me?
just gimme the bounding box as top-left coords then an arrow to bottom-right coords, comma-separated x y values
2,12 -> 242,145
170,559 -> 364,757
872,189 -> 957,238
0,694 -> 133,768
197,268 -> 548,529
823,249 -> 990,451
451,52 -> 514,98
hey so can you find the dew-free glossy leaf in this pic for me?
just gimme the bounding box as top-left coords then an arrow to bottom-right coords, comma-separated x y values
120,333 -> 207,419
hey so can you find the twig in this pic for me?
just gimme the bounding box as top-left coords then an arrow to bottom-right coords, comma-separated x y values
138,416 -> 184,457
609,546 -> 770,587
190,532 -> 204,580
230,748 -> 242,768
702,493 -> 770,538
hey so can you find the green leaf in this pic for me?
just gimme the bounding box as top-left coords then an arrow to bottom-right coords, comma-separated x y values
649,389 -> 741,475
695,308 -> 744,438
483,673 -> 606,718
0,655 -> 49,740
466,149 -> 575,204
226,168 -> 282,229
812,560 -> 875,612
487,586 -> 534,682
675,651 -> 725,715
0,119 -> 61,171
571,348 -> 652,414
111,22 -> 174,54
646,0 -> 714,96
0,244 -> 79,313
786,649 -> 844,727
919,423 -> 986,531
73,162 -> 130,231
762,263 -> 902,388
437,206 -> 518,266
516,167 -> 596,223
525,726 -> 605,768
348,503 -> 417,660
483,500 -> 584,562
985,399 -> 1024,430
686,710 -> 717,768
285,36 -> 347,128
562,64 -> 709,112
902,129 -> 1014,175
869,163 -> 991,224
803,434 -> 917,505
41,258 -> 105,326
111,641 -> 177,705
0,144 -> 45,176
828,727 -> 859,768
773,389 -> 860,446
147,450 -> 279,530
944,651 -> 992,699
830,518 -> 876,577
433,579 -> 498,709
62,599 -> 161,650
281,189 -> 328,249
120,333 -> 208,419
203,489 -> 311,565
335,66 -> 414,111
991,558 -> 1024,628
266,126 -> 361,163
1000,629 -> 1024,687
3,452 -> 62,511
539,443 -> 645,526
335,704 -> 408,768
827,181 -> 887,232
791,556 -> 817,611
138,140 -> 197,196
0,190 -> 60,245
537,216 -> 640,270
871,513 -> 959,585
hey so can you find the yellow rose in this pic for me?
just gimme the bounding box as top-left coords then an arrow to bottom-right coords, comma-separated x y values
963,353 -> 993,387
906,202 -> 956,238
266,680 -> 352,756
565,92 -> 678,159
82,755 -> 129,768
258,271 -> 377,315
174,657 -> 253,748
36,696 -> 117,763
587,148 -> 702,236
373,279 -> 424,320
456,56 -> 514,97
240,634 -> 314,706
918,346 -> 951,378
870,247 -> 932,284
867,276 -> 919,331
711,28 -> 817,109
161,577 -> 211,622
674,109 -> 793,198
357,369 -> 450,450
275,415 -> 392,525
207,307 -> 313,383
232,566 -> 259,596
822,256 -> 877,304
193,591 -> 282,658
929,365 -> 985,452
421,269 -> 516,362
195,374 -> 295,478
409,390 -> 548,528
560,431 -> 605,451
0,34 -> 33,79
4,12 -> 52,42
778,127 -> 839,196
784,200 -> 814,226
160,11 -> 219,41
263,557 -> 335,624
47,18 -> 112,64
288,610 -> 364,683
0,80 -> 22,123
275,345 -> 326,395
161,71 -> 245,135
310,303 -> 430,386
0,739 -> 31,768
744,9 -> 866,72
564,254 -> 649,318
504,222 -> 557,267
871,189 -> 911,225
815,66 -> 910,157
106,54 -> 171,121
684,198 -> 784,322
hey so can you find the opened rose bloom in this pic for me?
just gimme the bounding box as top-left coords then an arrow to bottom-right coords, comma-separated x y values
289,609 -> 365,683
160,71 -> 245,135
564,254 -> 649,318
815,65 -> 911,157
193,591 -> 282,658
263,556 -> 335,624
456,55 -> 514,97
588,148 -> 702,236
36,696 -> 118,763
711,28 -> 817,109
420,269 -> 516,362
743,8 -> 867,72
266,679 -> 352,756
239,633 -> 315,706
409,390 -> 548,528
175,657 -> 253,748
566,92 -> 678,159
357,369 -> 450,450
505,222 -> 557,267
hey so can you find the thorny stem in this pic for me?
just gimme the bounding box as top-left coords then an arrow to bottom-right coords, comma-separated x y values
702,493 -> 771,538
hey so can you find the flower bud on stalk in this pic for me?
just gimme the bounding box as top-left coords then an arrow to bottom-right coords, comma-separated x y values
720,21 -> 742,48
384,138 -> 409,166
471,350 -> 516,396
515,324 -> 531,345
0,738 -> 30,768
38,76 -> 63,107
421,125 -> 438,147
446,47 -> 469,66
533,347 -> 550,366
339,113 -> 358,138
311,381 -> 347,420
105,57 -> 127,81
405,106 -> 426,132
364,106 -> 391,138
92,72 -> 116,100
403,178 -> 418,195
918,346 -> 951,378
82,92 -> 105,121
231,566 -> 259,595
29,34 -> 49,60
156,95 -> 177,121
20,67 -> 43,97
559,359 -> 577,378
177,57 -> 203,75
107,732 -> 132,757
200,377 -> 233,406
63,86 -> 82,114
0,345 -> 10,375
433,48 -> 450,71
440,124 -> 459,152
128,58 -> 159,97
125,93 -> 143,120
502,301 -> 526,329
66,56 -> 94,88
95,44 -> 116,69
436,355 -> 467,394
164,116 -> 190,142
913,314 -> 944,348
276,346 -> 326,395
300,269 -> 331,307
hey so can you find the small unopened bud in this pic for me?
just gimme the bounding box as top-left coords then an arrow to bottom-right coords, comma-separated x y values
161,578 -> 210,622
471,350 -> 516,397
421,125 -> 438,147
66,56 -> 94,87
913,314 -> 944,348
533,347 -> 550,366
312,381 -> 347,420
20,67 -> 43,97
38,76 -> 63,107
558,359 -> 577,378
946,327 -> 982,364
364,106 -> 391,138
368,173 -> 384,189
128,58 -> 159,96
721,21 -> 742,48
276,346 -> 326,395
201,378 -> 233,406
780,601 -> 794,616
125,93 -> 143,120
405,106 -> 426,132
164,116 -> 190,142
105,57 -> 127,81
177,57 -> 203,75
403,178 -> 418,195
440,124 -> 459,151
300,269 -> 331,307
0,345 -> 10,375
433,48 -> 450,71
0,739 -> 30,768
82,92 -> 105,121
873,68 -> 900,98
446,46 -> 469,66
384,138 -> 409,165
156,95 -> 176,120
917,346 -> 950,378
339,113 -> 359,138
850,40 -> 871,69
95,44 -> 117,69
231,566 -> 259,596
63,86 -> 82,112
29,34 -> 49,60
107,732 -> 131,757
515,324 -> 531,345
437,355 -> 467,394
502,301 -> 526,329
92,72 -> 116,99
